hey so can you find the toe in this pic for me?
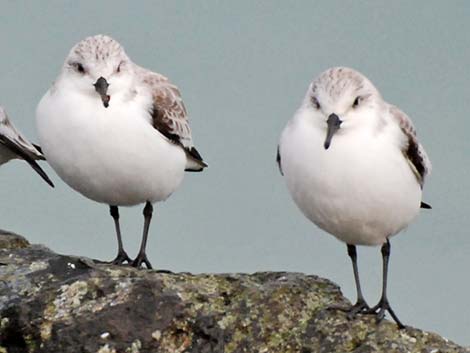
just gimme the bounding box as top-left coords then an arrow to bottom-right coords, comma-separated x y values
131,253 -> 153,269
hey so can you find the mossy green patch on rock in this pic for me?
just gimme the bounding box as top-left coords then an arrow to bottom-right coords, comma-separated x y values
0,233 -> 468,353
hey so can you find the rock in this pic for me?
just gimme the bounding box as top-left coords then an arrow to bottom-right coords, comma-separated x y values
0,233 -> 467,353
0,230 -> 29,250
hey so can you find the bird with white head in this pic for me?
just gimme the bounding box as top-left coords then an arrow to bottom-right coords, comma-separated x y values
36,34 -> 207,269
277,67 -> 431,328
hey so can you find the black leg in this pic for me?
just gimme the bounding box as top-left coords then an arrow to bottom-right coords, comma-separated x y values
131,202 -> 153,269
328,244 -> 369,317
109,205 -> 132,265
366,239 -> 405,329
346,244 -> 370,316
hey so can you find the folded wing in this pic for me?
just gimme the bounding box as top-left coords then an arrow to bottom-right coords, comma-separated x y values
389,104 -> 431,189
138,68 -> 207,172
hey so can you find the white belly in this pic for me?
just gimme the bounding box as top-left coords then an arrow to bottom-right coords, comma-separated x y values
36,90 -> 186,206
280,119 -> 421,246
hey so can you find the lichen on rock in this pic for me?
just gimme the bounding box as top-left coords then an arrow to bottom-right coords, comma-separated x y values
0,232 -> 468,353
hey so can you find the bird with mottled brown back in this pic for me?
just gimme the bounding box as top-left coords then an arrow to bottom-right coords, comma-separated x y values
36,34 -> 206,269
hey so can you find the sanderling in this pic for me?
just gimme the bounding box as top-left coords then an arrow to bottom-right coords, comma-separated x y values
0,106 -> 53,187
36,35 -> 207,269
277,67 -> 431,327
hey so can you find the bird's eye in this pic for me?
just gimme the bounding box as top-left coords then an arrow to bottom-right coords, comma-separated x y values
352,96 -> 361,108
312,97 -> 321,110
72,62 -> 86,74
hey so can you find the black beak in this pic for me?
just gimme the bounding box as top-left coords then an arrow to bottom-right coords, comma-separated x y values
324,113 -> 342,150
93,77 -> 110,108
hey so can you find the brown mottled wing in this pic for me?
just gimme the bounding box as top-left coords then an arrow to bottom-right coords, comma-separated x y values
140,69 -> 207,171
389,104 -> 431,189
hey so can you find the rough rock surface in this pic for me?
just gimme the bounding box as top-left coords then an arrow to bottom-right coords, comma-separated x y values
0,231 -> 467,353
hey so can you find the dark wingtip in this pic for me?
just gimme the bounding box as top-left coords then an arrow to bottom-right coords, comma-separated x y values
27,159 -> 55,187
2,138 -> 53,186
32,144 -> 43,154
184,146 -> 207,172
185,159 -> 208,172
32,144 -> 46,160
420,201 -> 432,209
189,147 -> 203,161
276,145 -> 283,175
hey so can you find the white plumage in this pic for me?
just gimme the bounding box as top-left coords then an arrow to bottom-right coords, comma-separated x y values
277,67 -> 431,327
36,78 -> 186,206
36,34 -> 206,268
279,68 -> 430,245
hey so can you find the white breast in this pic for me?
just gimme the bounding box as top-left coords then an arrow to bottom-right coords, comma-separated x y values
36,88 -> 186,206
280,112 -> 422,246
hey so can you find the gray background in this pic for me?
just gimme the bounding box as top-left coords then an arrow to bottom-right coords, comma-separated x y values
0,0 -> 469,345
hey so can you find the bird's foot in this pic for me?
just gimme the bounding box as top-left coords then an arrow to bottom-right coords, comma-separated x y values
155,269 -> 173,274
328,298 -> 370,319
365,297 -> 405,329
347,299 -> 370,319
131,252 -> 153,269
110,250 -> 132,265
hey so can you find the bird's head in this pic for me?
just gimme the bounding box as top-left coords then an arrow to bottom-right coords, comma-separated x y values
61,34 -> 134,108
304,67 -> 384,149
